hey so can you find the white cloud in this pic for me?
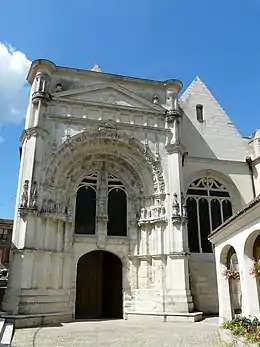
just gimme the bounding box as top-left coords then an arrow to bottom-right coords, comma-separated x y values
0,42 -> 31,127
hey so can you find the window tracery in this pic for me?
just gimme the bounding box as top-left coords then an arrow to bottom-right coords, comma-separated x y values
75,173 -> 97,235
186,177 -> 233,253
74,167 -> 127,236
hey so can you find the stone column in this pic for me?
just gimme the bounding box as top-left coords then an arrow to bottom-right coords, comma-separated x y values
215,248 -> 234,324
237,246 -> 260,318
163,79 -> 194,313
96,162 -> 108,249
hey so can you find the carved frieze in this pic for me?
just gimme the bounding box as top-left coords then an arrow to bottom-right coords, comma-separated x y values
138,194 -> 167,226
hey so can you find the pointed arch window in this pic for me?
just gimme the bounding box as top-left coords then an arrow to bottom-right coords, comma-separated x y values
74,170 -> 127,236
107,174 -> 127,237
75,173 -> 97,235
186,177 -> 233,253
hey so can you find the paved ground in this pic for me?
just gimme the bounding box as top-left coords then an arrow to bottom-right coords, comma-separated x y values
12,317 -> 223,347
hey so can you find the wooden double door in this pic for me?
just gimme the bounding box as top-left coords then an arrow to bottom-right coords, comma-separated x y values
75,250 -> 123,319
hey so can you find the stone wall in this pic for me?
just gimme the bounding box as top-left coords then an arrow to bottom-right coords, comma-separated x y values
189,254 -> 219,314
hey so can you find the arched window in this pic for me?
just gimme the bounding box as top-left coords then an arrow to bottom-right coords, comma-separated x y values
187,177 -> 233,253
75,173 -> 97,235
107,174 -> 127,236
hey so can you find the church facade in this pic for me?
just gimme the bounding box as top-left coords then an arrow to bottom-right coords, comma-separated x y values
1,60 -> 257,326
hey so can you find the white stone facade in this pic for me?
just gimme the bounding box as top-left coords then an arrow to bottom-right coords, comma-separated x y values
1,60 -> 256,326
209,197 -> 260,324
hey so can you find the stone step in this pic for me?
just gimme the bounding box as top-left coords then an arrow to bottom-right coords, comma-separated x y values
0,320 -> 5,337
0,320 -> 14,346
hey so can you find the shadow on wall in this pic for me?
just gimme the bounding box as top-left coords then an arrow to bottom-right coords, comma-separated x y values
181,109 -> 218,160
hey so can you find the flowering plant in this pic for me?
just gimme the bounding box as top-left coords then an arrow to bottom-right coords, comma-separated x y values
222,268 -> 240,280
249,260 -> 260,278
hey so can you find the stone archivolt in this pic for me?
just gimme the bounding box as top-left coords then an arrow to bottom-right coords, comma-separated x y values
34,126 -> 166,225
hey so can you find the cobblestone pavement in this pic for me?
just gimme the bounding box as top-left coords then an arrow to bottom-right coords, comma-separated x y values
12,317 -> 223,347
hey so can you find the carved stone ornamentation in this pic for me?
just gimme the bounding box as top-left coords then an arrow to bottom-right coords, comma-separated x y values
181,192 -> 187,218
171,193 -> 181,225
138,195 -> 167,226
181,192 -> 188,224
172,193 -> 180,217
171,192 -> 188,225
30,181 -> 38,209
20,180 -> 29,208
32,72 -> 51,105
164,79 -> 183,123
43,127 -> 166,196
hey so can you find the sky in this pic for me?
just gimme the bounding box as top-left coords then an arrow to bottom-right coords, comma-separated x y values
0,0 -> 260,218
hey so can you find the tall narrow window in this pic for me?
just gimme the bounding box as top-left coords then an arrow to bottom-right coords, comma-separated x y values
187,198 -> 200,253
196,104 -> 204,122
107,174 -> 127,237
187,177 -> 233,253
75,173 -> 97,235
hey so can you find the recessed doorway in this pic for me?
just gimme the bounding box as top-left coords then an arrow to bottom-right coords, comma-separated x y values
75,250 -> 123,320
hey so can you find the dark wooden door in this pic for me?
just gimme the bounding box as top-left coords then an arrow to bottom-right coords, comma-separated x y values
102,252 -> 123,318
75,250 -> 122,320
75,251 -> 103,319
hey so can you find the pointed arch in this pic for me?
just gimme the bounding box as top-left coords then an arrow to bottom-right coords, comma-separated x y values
186,174 -> 234,253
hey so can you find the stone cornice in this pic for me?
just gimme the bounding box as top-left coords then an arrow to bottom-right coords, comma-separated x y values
27,59 -> 165,87
138,217 -> 167,226
169,252 -> 189,258
186,155 -> 248,167
128,253 -> 189,260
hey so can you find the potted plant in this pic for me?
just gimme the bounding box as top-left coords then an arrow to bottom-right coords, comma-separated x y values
249,260 -> 260,278
223,268 -> 240,280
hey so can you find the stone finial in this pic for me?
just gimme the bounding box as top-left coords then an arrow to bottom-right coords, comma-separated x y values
152,95 -> 159,104
164,79 -> 183,122
89,63 -> 102,72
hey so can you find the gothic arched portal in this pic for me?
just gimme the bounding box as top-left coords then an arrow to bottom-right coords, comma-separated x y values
75,250 -> 123,319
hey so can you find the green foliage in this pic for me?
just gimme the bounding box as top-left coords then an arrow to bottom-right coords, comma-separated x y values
222,316 -> 260,345
250,260 -> 260,278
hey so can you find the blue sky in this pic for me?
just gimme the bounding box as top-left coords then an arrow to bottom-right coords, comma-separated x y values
0,0 -> 260,218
